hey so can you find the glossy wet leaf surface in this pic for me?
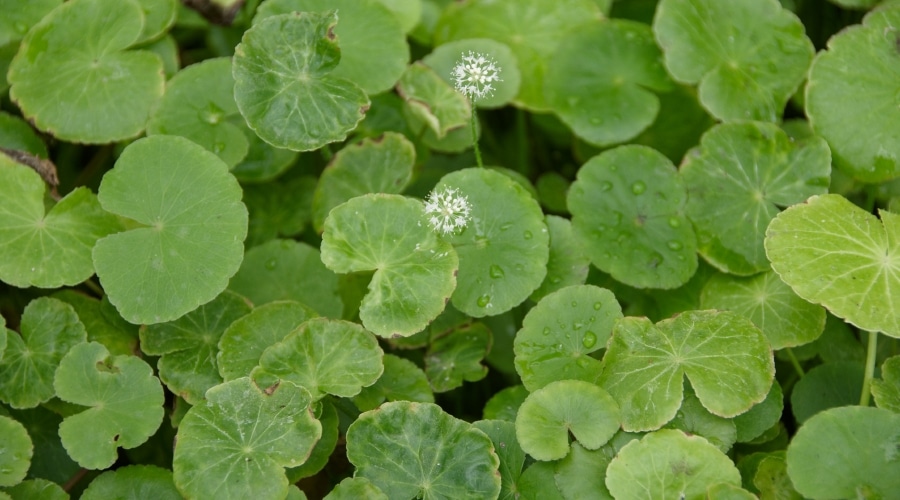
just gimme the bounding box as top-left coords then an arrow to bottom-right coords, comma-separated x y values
441,168 -> 549,317
569,145 -> 697,288
346,401 -> 501,499
766,193 -> 900,337
93,135 -> 248,325
514,285 -> 621,392
233,11 -> 369,151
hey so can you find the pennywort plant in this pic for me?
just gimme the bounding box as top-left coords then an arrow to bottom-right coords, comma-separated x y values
1,0 -> 900,498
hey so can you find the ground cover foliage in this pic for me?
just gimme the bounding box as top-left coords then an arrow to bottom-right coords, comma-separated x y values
1,0 -> 900,498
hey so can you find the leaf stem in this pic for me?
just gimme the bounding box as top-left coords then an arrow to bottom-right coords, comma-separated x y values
785,348 -> 805,377
83,278 -> 104,297
470,104 -> 483,168
860,330 -> 878,406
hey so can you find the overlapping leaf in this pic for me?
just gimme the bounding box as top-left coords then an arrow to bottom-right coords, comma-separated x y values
765,194 -> 900,337
54,342 -> 165,469
599,310 -> 774,431
346,401 -> 501,499
320,194 -> 458,337
0,297 -> 86,408
233,11 -> 368,151
0,156 -> 121,288
173,377 -> 322,500
682,122 -> 830,275
92,135 -> 248,325
7,0 -> 164,142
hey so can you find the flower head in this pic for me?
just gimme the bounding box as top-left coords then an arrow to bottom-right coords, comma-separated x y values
424,186 -> 472,235
452,51 -> 502,101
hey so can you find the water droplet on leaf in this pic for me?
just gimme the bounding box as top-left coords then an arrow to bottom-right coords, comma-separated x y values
489,265 -> 505,279
582,331 -> 597,349
631,181 -> 646,195
477,294 -> 491,307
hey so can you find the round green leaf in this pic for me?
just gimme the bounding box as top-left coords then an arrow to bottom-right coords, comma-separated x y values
753,452 -> 801,500
54,341 -> 165,469
140,290 -> 252,404
346,401 -> 501,500
765,193 -> 900,337
233,11 -> 369,151
422,38 -> 521,109
545,20 -> 672,147
134,0 -> 176,44
217,300 -> 318,381
786,406 -> 900,498
93,135 -> 248,325
872,355 -> 900,413
0,415 -> 32,487
324,477 -> 388,500
569,145 -> 697,289
81,465 -> 180,500
147,57 -> 248,168
790,361 -> 864,424
606,429 -> 741,499
599,310 -> 774,431
228,239 -> 342,318
353,354 -> 435,411
320,194 -> 458,337
256,0 -> 408,95
0,297 -> 86,409
806,7 -> 900,182
514,285 -> 622,392
0,157 -> 121,288
529,215 -> 591,302
0,0 -> 61,46
8,0 -> 165,143
253,317 -> 383,401
701,270 -> 826,350
312,132 -> 415,232
434,0 -> 604,110
425,322 -> 491,392
439,168 -> 549,317
654,0 -> 813,121
2,478 -> 67,500
515,379 -> 621,461
473,420 -> 526,500
173,377 -> 322,500
682,122 -> 830,275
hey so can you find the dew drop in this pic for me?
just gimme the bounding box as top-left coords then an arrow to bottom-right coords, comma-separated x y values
489,265 -> 505,279
599,181 -> 613,192
571,301 -> 578,307
477,294 -> 491,307
554,343 -> 563,351
499,223 -> 513,231
593,302 -> 602,310
667,240 -> 683,251
524,230 -> 533,240
213,142 -> 226,153
576,357 -> 592,368
582,331 -> 597,349
668,217 -> 681,228
265,258 -> 277,270
542,327 -> 551,336
631,181 -> 646,195
572,322 -> 583,331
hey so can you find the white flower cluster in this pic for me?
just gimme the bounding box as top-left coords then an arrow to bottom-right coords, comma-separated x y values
424,186 -> 471,235
452,51 -> 502,101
